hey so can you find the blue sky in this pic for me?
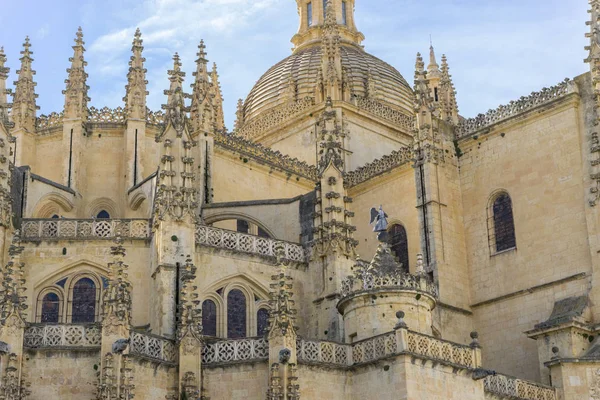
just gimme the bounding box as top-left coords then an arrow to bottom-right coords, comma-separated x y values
0,0 -> 589,129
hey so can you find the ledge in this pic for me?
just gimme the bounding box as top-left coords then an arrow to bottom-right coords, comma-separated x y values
30,173 -> 76,195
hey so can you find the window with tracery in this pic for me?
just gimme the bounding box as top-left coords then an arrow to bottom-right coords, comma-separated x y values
71,278 -> 97,323
41,292 -> 60,323
227,289 -> 247,338
490,193 -> 516,253
257,308 -> 270,336
202,300 -> 218,337
388,224 -> 409,272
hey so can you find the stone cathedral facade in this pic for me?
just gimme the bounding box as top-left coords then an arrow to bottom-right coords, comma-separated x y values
0,0 -> 600,398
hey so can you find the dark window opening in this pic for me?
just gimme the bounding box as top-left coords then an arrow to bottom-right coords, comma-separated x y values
307,2 -> 313,26
202,300 -> 218,337
96,210 -> 110,219
257,308 -> 270,336
71,278 -> 97,323
323,0 -> 327,18
41,292 -> 60,323
388,224 -> 409,273
257,227 -> 270,238
492,194 -> 516,253
434,87 -> 439,102
236,219 -> 250,234
342,1 -> 347,25
51,214 -> 60,219
227,289 -> 247,338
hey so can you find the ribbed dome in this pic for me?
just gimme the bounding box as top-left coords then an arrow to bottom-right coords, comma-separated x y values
243,45 -> 414,123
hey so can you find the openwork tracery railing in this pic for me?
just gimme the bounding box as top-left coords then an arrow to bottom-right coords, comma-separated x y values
24,324 -> 101,348
195,225 -> 306,263
296,339 -> 350,367
21,219 -> 151,240
355,97 -> 415,133
351,332 -> 398,364
130,331 -> 178,364
457,78 -> 576,138
407,331 -> 474,368
202,337 -> 268,364
484,374 -> 556,400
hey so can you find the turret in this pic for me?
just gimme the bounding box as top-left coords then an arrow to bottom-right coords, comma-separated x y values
292,0 -> 364,51
11,37 -> 38,135
63,27 -> 90,121
190,40 -> 213,135
427,44 -> 442,103
0,47 -> 11,129
123,28 -> 148,190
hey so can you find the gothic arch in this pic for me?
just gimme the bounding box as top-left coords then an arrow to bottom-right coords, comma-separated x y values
32,192 -> 75,218
35,286 -> 65,323
85,197 -> 120,219
487,189 -> 517,254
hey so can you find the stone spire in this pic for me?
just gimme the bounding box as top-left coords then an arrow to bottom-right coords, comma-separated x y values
0,233 -> 27,333
413,53 -> 437,145
101,238 -> 132,335
210,62 -> 225,131
63,27 -> 90,120
234,98 -> 244,132
161,53 -> 188,135
11,37 -> 39,133
0,47 -> 12,128
427,44 -> 441,80
321,0 -> 342,97
177,256 -> 202,342
439,54 -> 459,124
267,250 -> 298,339
124,28 -> 148,120
585,0 -> 600,207
190,40 -> 214,134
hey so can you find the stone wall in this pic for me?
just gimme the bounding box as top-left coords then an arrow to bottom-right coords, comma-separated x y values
203,362 -> 269,400
130,357 -> 176,400
23,349 -> 99,400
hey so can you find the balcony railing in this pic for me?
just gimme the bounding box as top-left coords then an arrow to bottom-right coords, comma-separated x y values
202,337 -> 268,365
297,338 -> 350,367
21,219 -> 151,240
484,374 -> 556,400
129,331 -> 177,364
24,324 -> 101,348
195,225 -> 306,263
407,331 -> 474,368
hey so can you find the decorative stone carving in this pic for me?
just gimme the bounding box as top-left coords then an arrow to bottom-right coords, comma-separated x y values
438,55 -> 459,124
201,337 -> 268,364
0,233 -> 27,335
177,257 -> 202,350
456,78 -> 575,138
62,27 -> 90,121
355,97 -> 414,133
0,353 -> 31,400
102,237 -> 132,336
268,250 -> 298,339
96,353 -> 117,400
35,111 -> 63,130
89,106 -> 126,124
213,130 -> 318,181
343,147 -> 412,188
590,368 -> 600,400
190,40 -> 222,134
587,1 -> 600,207
123,28 -> 148,120
0,47 -> 13,129
11,37 -> 39,133
129,331 -> 177,363
237,97 -> 315,141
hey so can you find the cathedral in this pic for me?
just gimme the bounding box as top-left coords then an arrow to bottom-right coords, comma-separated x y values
0,0 -> 599,398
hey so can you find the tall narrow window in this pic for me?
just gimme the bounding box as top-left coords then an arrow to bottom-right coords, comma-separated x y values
202,300 -> 218,337
388,224 -> 409,273
237,219 -> 250,234
71,278 -> 97,323
434,87 -> 439,102
341,1 -> 347,25
257,308 -> 270,336
227,290 -> 247,338
323,0 -> 328,18
307,2 -> 313,26
491,193 -> 516,253
41,292 -> 60,323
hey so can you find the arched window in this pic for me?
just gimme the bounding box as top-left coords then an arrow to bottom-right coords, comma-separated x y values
227,289 -> 247,338
71,278 -> 97,323
96,210 -> 110,219
202,300 -> 218,337
41,292 -> 61,323
257,308 -> 269,336
388,224 -> 409,272
490,193 -> 516,253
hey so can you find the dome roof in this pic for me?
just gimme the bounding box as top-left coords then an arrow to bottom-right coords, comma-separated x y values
243,45 -> 414,123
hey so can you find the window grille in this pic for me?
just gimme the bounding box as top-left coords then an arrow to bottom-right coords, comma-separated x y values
202,300 -> 218,337
70,278 -> 98,323
388,224 -> 409,272
40,292 -> 61,323
227,289 -> 247,338
488,193 -> 517,254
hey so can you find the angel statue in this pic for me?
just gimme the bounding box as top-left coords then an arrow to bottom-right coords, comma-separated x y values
370,205 -> 389,242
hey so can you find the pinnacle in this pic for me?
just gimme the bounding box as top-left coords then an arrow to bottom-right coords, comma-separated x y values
133,28 -> 143,48
21,36 -> 32,56
197,39 -> 207,61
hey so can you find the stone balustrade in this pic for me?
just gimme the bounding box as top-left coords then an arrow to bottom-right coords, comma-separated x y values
484,373 -> 556,400
130,331 -> 178,364
195,225 -> 306,263
24,323 -> 101,348
21,218 -> 151,241
457,78 -> 576,138
340,268 -> 438,299
297,338 -> 350,367
202,337 -> 268,365
351,331 -> 398,364
406,330 -> 475,368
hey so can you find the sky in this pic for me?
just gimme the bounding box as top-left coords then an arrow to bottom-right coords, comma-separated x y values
0,0 -> 589,130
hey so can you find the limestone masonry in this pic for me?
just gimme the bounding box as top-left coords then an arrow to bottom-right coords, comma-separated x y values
0,0 -> 598,399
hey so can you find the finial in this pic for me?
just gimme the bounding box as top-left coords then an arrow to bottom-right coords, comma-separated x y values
132,28 -> 143,47
394,311 -> 408,330
75,26 -> 84,46
198,39 -> 207,60
470,331 -> 481,349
